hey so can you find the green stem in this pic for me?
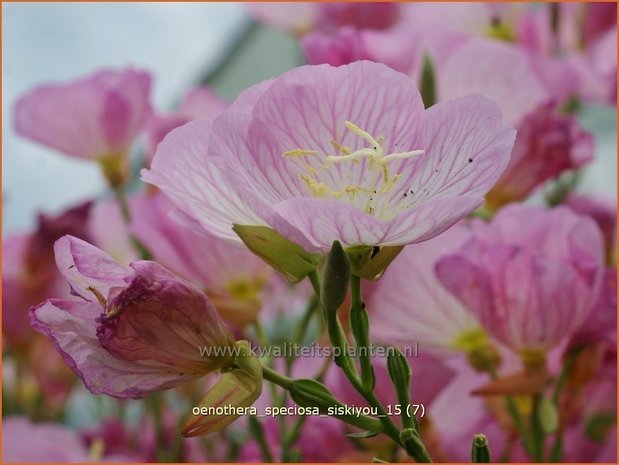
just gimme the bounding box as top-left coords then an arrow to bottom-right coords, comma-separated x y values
349,274 -> 374,391
308,269 -> 321,295
262,366 -> 294,390
530,394 -> 546,462
248,415 -> 274,462
113,186 -> 153,260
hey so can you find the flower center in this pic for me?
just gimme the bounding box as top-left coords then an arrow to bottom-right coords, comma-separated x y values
282,121 -> 424,217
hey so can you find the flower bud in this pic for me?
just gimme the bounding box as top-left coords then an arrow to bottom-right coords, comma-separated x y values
321,241 -> 350,311
471,434 -> 491,463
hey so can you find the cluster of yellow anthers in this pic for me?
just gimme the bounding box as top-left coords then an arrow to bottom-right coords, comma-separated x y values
283,121 -> 424,214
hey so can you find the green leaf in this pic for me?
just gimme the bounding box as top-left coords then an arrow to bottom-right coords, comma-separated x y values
233,225 -> 322,283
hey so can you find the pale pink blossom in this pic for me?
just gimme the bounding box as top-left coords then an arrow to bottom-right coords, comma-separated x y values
436,205 -> 605,358
14,68 -> 151,161
144,61 -> 515,253
30,236 -> 236,398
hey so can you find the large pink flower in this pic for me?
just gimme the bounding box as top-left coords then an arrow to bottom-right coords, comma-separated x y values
436,205 -> 605,361
30,236 -> 236,398
143,61 -> 515,253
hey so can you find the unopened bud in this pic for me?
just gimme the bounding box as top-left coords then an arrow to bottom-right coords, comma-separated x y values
321,241 -> 350,311
471,434 -> 491,463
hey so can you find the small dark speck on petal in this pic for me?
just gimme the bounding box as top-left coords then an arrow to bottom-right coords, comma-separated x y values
468,158 -> 473,163
68,265 -> 75,269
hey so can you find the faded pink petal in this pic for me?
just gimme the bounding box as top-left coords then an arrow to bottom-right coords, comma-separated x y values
54,235 -> 133,302
14,68 -> 152,160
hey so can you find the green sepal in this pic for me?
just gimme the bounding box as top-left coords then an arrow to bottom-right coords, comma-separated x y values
419,53 -> 436,109
181,341 -> 262,437
232,225 -> 322,283
346,245 -> 403,281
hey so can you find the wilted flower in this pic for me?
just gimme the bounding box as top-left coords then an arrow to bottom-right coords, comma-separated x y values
144,61 -> 515,255
436,205 -> 605,367
30,235 -> 237,398
14,68 -> 152,187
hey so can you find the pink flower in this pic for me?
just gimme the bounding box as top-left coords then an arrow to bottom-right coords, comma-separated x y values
14,68 -> 152,186
436,205 -> 605,363
144,86 -> 228,165
130,192 -> 274,327
366,223 -> 485,355
30,236 -> 236,398
143,61 -> 515,253
439,40 -> 594,208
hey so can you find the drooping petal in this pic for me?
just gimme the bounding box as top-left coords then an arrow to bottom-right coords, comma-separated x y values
30,299 -> 198,398
54,235 -> 133,302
